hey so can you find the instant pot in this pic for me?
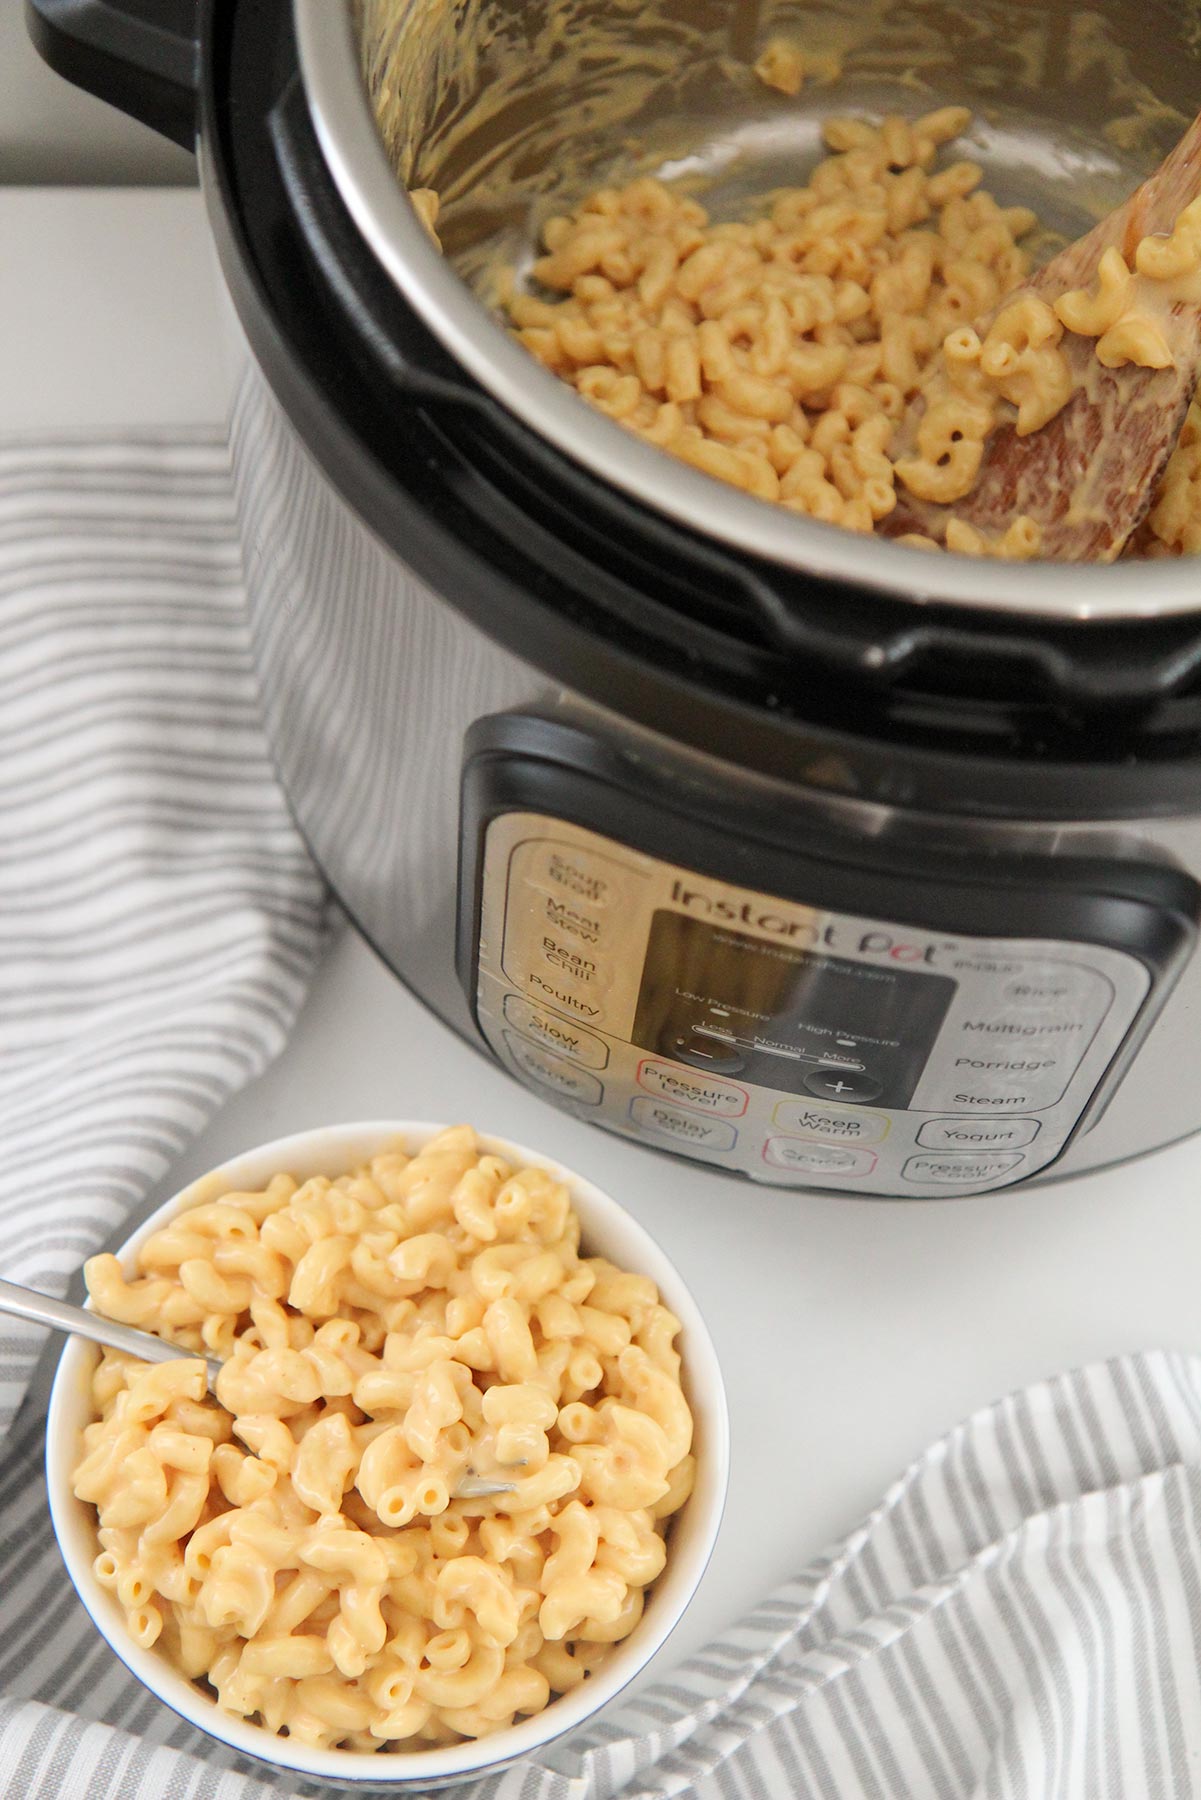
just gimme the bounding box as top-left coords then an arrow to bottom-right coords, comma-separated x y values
31,0 -> 1201,1198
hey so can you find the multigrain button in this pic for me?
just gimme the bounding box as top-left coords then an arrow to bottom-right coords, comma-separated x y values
504,1033 -> 603,1105
903,1151 -> 1025,1185
502,995 -> 609,1069
764,1139 -> 878,1177
772,1100 -> 890,1145
636,1060 -> 749,1117
629,1098 -> 738,1150
917,1117 -> 1040,1150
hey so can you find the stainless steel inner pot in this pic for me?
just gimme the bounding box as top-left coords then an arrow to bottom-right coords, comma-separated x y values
297,0 -> 1201,618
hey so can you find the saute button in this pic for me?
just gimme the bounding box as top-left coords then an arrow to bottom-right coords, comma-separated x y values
802,1068 -> 883,1104
917,1116 -> 1040,1150
502,995 -> 609,1069
504,1033 -> 604,1106
772,1100 -> 890,1145
629,1098 -> 738,1151
902,1151 -> 1025,1185
764,1139 -> 878,1177
636,1060 -> 749,1117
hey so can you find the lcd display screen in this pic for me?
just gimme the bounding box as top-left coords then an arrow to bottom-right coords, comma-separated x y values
633,911 -> 957,1106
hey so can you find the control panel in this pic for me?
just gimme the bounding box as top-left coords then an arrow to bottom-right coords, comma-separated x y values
468,812 -> 1159,1197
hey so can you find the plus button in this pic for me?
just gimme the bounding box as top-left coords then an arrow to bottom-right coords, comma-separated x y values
803,1068 -> 884,1104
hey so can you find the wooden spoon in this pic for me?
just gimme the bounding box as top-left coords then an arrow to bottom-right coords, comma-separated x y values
890,112 -> 1201,561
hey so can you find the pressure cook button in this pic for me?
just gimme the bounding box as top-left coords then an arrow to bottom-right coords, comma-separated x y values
764,1138 -> 878,1178
802,1069 -> 883,1104
903,1151 -> 1025,1185
502,995 -> 609,1069
772,1100 -> 890,1145
636,1060 -> 749,1117
504,1033 -> 604,1106
629,1098 -> 738,1151
917,1116 -> 1041,1150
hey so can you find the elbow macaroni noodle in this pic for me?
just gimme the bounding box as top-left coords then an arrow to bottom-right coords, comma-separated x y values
484,100 -> 1198,561
74,1128 -> 695,1752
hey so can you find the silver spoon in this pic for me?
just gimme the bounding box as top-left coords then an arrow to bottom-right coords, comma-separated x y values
0,1275 -> 515,1500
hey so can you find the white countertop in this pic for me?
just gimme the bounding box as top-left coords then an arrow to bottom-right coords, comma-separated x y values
8,185 -> 1201,1688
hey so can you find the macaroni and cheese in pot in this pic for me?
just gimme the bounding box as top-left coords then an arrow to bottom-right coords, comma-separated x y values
71,1127 -> 697,1753
478,99 -> 1201,561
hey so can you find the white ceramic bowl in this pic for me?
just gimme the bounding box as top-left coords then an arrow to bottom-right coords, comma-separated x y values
46,1121 -> 729,1788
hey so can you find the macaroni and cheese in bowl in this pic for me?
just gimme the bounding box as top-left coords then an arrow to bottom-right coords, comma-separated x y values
46,1122 -> 728,1788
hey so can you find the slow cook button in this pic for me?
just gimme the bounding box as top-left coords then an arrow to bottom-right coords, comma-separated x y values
636,1059 -> 749,1117
903,1151 -> 1026,1185
504,1033 -> 604,1106
772,1100 -> 890,1145
917,1116 -> 1040,1150
502,994 -> 609,1069
764,1139 -> 878,1178
629,1098 -> 738,1151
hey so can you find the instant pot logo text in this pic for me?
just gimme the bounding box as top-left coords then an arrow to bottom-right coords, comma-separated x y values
669,881 -> 957,965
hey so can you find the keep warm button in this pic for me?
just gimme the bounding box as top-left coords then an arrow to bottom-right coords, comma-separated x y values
636,1059 -> 749,1117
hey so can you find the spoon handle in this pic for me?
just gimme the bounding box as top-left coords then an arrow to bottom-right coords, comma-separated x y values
0,1278 -> 516,1494
0,1275 -> 222,1391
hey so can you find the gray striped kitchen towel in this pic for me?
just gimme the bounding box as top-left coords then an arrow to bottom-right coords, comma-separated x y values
4,433 -> 1201,1800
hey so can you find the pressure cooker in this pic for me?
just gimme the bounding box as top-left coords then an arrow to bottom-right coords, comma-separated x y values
30,0 -> 1201,1198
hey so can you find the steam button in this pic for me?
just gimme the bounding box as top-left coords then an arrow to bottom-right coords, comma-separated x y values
803,1068 -> 883,1104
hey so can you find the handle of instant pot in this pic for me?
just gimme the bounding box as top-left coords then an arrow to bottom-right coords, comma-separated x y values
268,74 -> 486,408
25,0 -> 200,151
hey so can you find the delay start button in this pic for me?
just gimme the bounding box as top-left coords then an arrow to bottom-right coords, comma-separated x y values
629,1098 -> 738,1150
902,1151 -> 1026,1186
636,1059 -> 749,1117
